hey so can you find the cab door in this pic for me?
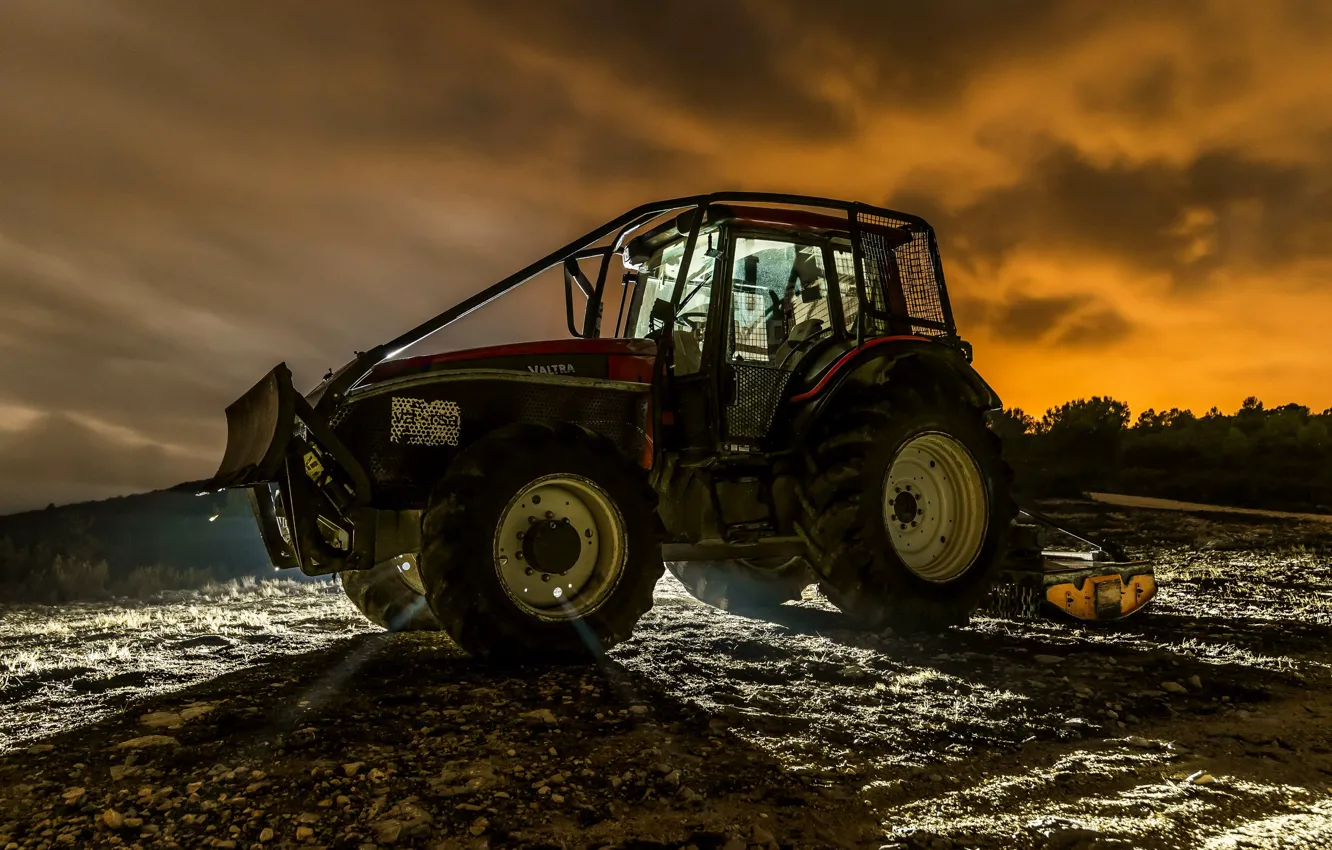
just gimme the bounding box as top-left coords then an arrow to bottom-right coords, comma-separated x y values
716,231 -> 839,451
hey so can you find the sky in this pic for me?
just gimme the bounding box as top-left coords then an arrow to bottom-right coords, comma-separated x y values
1,0 -> 1331,513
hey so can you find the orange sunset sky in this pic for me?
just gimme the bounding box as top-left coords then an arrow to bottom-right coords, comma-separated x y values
0,1 -> 1330,512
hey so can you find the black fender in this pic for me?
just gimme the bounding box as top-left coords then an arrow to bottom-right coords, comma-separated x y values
786,339 -> 1002,441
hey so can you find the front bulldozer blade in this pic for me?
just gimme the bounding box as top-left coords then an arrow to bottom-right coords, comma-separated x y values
211,364 -> 298,488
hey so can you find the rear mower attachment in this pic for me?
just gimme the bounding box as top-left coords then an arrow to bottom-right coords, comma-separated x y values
987,510 -> 1157,622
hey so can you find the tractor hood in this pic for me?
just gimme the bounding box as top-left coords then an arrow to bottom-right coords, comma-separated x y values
365,338 -> 657,385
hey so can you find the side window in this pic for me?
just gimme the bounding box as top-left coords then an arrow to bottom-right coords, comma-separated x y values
731,237 -> 832,365
832,248 -> 860,335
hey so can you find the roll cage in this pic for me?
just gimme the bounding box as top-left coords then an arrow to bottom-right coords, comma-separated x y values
310,192 -> 960,414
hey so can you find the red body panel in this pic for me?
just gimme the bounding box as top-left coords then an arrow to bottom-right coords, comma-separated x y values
370,338 -> 658,383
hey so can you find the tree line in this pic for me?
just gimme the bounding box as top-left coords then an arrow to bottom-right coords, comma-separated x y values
991,396 -> 1332,513
0,487 -> 271,603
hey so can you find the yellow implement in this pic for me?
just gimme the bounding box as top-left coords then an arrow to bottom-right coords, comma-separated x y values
985,514 -> 1157,622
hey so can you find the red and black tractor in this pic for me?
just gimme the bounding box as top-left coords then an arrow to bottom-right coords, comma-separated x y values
209,192 -> 1154,658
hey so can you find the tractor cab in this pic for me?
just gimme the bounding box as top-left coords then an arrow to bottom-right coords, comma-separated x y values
615,204 -> 964,455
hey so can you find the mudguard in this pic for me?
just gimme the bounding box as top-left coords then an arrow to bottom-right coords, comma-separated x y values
787,339 -> 1002,441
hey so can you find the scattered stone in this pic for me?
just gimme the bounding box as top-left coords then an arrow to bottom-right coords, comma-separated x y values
430,761 -> 499,796
374,819 -> 403,843
469,816 -> 489,836
1161,681 -> 1188,695
1124,736 -> 1155,748
628,705 -> 649,716
550,794 -> 565,804
342,762 -> 365,777
753,824 -> 776,844
259,827 -> 274,842
295,825 -> 315,841
114,735 -> 179,750
1186,771 -> 1216,785
26,744 -> 54,755
1187,675 -> 1203,690
140,712 -> 183,729
521,709 -> 558,726
102,809 -> 125,829
60,786 -> 85,804
1033,655 -> 1063,665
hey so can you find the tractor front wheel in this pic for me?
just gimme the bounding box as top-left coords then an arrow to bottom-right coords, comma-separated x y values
419,423 -> 663,660
800,386 -> 1015,632
339,559 -> 440,632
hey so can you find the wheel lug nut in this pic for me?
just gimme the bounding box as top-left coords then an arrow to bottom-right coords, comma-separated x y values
532,495 -> 541,505
545,511 -> 554,519
524,567 -> 533,576
528,516 -> 537,524
584,529 -> 593,538
516,552 -> 524,560
899,523 -> 907,530
540,574 -> 550,582
911,521 -> 917,527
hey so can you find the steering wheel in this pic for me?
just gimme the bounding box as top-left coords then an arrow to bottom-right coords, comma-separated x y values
675,309 -> 709,332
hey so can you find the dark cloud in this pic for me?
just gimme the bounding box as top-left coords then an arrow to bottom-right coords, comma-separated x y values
901,143 -> 1332,289
954,292 -> 1133,348
1054,308 -> 1134,349
1078,57 -> 1182,120
996,295 -> 1090,342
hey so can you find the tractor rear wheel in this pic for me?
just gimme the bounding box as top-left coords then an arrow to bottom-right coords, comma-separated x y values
800,385 -> 1015,632
667,557 -> 813,612
339,559 -> 441,632
420,423 -> 663,660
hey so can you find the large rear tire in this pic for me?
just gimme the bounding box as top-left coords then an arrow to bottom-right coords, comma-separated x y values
339,559 -> 441,632
667,557 -> 813,612
800,384 -> 1015,632
420,423 -> 663,660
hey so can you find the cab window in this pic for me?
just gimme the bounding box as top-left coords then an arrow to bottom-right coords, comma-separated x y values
729,236 -> 832,365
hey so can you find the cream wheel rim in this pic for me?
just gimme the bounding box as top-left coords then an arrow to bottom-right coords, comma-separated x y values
882,431 -> 989,582
494,474 -> 627,619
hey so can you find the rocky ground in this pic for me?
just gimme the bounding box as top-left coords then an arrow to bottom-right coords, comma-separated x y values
2,502 -> 1332,849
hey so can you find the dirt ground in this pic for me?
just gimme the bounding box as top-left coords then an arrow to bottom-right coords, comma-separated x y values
3,502 -> 1332,849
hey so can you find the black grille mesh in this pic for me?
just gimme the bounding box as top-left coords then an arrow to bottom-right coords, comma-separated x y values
725,364 -> 792,443
855,209 -> 949,337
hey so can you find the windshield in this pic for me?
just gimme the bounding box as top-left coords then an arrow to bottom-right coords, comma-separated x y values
625,228 -> 718,339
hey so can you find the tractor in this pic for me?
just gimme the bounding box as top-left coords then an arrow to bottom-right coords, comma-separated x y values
209,192 -> 1154,658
